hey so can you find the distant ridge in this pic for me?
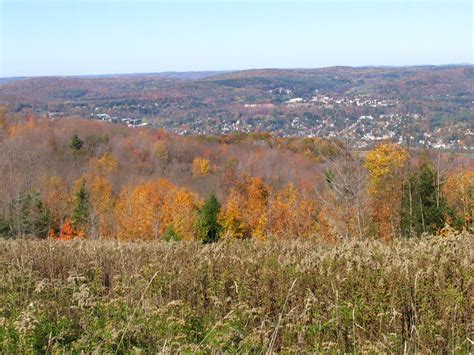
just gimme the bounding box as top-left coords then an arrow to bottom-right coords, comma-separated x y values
1,64 -> 472,81
0,71 -> 232,84
0,64 -> 471,150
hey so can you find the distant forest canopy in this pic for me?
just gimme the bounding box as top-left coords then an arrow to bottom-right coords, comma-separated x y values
0,65 -> 472,150
0,111 -> 472,242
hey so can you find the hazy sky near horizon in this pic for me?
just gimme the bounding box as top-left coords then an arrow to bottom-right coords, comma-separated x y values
1,0 -> 472,77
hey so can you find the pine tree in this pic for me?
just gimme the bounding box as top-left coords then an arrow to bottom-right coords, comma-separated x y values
194,194 -> 221,243
8,192 -> 51,238
28,192 -> 52,238
72,181 -> 90,230
69,134 -> 84,151
401,163 -> 451,237
0,213 -> 12,238
163,224 -> 181,242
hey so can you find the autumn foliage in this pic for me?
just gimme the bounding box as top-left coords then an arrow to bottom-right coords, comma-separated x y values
365,143 -> 408,240
444,169 -> 474,228
0,116 -> 472,241
49,219 -> 84,240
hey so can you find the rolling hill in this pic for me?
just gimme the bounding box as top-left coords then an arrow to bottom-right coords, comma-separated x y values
0,65 -> 472,149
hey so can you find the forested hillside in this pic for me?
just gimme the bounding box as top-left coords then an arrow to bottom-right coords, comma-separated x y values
0,111 -> 471,242
0,65 -> 472,149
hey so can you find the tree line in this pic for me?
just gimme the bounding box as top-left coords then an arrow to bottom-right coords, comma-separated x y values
0,115 -> 471,242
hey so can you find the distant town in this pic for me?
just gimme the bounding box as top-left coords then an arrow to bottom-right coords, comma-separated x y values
2,65 -> 472,151
44,91 -> 472,151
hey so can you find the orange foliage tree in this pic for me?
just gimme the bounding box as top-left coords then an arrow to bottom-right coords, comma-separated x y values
245,177 -> 270,239
41,175 -> 71,227
220,176 -> 270,240
50,218 -> 84,240
77,173 -> 116,238
221,178 -> 319,240
114,179 -> 198,241
267,184 -> 319,239
115,179 -> 174,240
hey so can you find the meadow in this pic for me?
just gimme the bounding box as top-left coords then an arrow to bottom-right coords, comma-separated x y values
1,233 -> 472,353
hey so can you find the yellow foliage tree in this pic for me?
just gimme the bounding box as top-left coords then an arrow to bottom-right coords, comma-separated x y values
444,170 -> 474,229
247,177 -> 270,239
114,179 -> 198,241
154,141 -> 170,163
192,157 -> 211,177
9,118 -> 35,137
115,179 -> 175,240
365,143 -> 408,240
170,188 -> 199,240
219,189 -> 250,239
90,153 -> 118,174
220,176 -> 270,240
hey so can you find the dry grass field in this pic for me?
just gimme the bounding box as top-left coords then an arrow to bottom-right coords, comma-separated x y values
1,234 -> 473,353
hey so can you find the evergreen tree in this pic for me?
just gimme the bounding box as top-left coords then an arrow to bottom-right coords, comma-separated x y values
72,181 -> 90,230
0,214 -> 12,238
325,169 -> 334,187
163,224 -> 181,242
69,134 -> 84,151
401,163 -> 451,237
8,192 -> 51,238
194,194 -> 221,243
27,192 -> 52,238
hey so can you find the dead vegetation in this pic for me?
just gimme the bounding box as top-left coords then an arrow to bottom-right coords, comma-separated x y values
1,233 -> 472,352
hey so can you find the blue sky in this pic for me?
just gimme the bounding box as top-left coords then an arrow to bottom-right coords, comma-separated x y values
1,0 -> 472,77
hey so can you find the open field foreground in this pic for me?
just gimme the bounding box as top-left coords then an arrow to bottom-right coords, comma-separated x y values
1,234 -> 473,353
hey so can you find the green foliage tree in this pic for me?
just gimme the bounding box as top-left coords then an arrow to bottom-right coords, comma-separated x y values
401,163 -> 454,237
8,192 -> 52,238
69,134 -> 84,151
194,194 -> 221,243
0,214 -> 12,238
163,224 -> 181,242
27,192 -> 52,238
325,169 -> 334,187
72,181 -> 90,229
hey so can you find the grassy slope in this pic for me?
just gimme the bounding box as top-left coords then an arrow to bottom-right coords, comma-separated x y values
0,234 -> 473,353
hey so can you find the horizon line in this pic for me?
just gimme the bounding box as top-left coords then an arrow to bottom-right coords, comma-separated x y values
1,63 -> 473,80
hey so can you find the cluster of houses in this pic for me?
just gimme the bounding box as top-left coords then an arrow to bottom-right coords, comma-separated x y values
310,94 -> 397,108
47,111 -> 150,128
242,93 -> 398,109
168,108 -> 472,151
243,94 -> 397,109
283,94 -> 398,108
46,95 -> 471,151
92,113 -> 150,128
48,112 -> 65,118
244,103 -> 276,109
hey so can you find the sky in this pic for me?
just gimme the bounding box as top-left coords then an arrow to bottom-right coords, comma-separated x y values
0,0 -> 472,77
